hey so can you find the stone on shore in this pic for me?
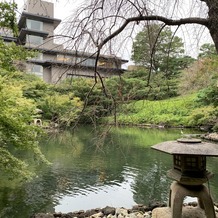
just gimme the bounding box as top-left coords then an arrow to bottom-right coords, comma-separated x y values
33,205 -> 153,218
34,213 -> 54,218
202,132 -> 218,142
152,206 -> 208,218
33,202 -> 218,218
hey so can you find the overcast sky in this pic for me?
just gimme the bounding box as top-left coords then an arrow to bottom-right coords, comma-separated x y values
4,0 -> 214,59
9,0 -> 79,20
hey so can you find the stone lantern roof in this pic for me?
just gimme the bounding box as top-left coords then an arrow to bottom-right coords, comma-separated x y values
152,138 -> 218,156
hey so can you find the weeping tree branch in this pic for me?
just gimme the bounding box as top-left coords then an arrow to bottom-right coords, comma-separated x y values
98,16 -> 209,49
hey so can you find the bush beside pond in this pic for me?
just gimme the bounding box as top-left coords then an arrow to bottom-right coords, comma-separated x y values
104,94 -> 217,131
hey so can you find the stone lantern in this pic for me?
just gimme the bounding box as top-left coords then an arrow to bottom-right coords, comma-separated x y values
152,138 -> 218,218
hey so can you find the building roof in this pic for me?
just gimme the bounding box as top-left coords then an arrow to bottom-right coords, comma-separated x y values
1,35 -> 17,43
18,12 -> 61,29
152,138 -> 218,156
27,59 -> 126,74
25,46 -> 128,63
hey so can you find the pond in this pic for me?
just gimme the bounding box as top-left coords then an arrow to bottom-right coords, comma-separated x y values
0,126 -> 218,217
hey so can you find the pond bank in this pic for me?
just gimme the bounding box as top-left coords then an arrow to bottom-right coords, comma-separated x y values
32,202 -> 218,218
32,203 -> 164,218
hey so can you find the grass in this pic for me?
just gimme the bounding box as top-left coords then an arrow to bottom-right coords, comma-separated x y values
105,94 -> 215,127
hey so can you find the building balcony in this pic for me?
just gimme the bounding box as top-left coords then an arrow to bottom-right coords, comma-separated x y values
18,28 -> 49,44
18,12 -> 61,30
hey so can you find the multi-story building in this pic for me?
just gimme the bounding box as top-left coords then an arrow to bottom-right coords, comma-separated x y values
2,0 -> 128,83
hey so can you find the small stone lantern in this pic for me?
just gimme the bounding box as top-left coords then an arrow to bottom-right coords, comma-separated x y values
152,138 -> 218,218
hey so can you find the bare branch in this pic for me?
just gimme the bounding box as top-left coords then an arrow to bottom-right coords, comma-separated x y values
98,15 -> 209,49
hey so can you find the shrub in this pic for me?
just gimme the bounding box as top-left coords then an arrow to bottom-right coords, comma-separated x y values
39,93 -> 83,127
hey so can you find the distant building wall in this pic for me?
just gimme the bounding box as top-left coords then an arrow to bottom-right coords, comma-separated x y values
24,0 -> 54,17
11,0 -> 128,83
43,67 -> 51,83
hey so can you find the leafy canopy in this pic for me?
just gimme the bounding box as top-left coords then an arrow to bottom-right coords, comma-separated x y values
0,73 -> 49,180
0,5 -> 46,180
198,43 -> 217,58
131,24 -> 185,72
0,2 -> 18,35
0,39 -> 35,71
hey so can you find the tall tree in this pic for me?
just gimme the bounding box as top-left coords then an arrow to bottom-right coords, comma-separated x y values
131,24 -> 185,72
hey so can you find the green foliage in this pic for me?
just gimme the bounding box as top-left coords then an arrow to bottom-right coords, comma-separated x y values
105,91 -> 217,130
106,95 -> 198,127
193,58 -> 218,107
55,78 -> 114,124
131,24 -> 194,99
0,37 -> 49,180
0,2 -> 18,35
132,24 -> 185,70
23,79 -> 51,101
0,39 -> 35,71
0,74 -> 48,180
198,43 -> 217,58
0,71 -> 84,128
106,74 -> 147,101
106,69 -> 179,101
179,57 -> 218,95
197,83 -> 218,107
39,93 -> 83,127
187,106 -> 217,128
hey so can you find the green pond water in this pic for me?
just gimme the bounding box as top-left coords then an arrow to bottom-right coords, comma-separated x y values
0,126 -> 218,218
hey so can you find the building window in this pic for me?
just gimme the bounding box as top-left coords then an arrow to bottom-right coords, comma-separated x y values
26,19 -> 43,31
82,58 -> 95,67
56,55 -> 96,67
57,55 -> 74,62
26,35 -> 43,45
98,60 -> 114,68
31,64 -> 43,78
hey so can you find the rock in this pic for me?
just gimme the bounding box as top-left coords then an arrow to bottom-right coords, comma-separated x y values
102,206 -> 116,216
144,212 -> 151,218
107,214 -> 116,218
152,206 -> 208,218
33,203 -> 218,218
116,208 -> 129,217
65,212 -> 75,218
202,132 -> 218,142
132,204 -> 150,212
148,201 -> 166,210
91,212 -> 104,218
34,213 -> 54,218
152,207 -> 171,218
54,212 -> 62,217
83,209 -> 101,217
132,212 -> 144,218
187,201 -> 198,207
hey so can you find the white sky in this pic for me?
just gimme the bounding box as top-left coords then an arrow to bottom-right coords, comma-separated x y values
7,0 -> 78,20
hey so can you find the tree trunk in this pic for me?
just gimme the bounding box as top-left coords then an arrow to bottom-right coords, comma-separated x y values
205,0 -> 218,53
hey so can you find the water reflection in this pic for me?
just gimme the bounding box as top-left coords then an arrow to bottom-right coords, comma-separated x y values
0,126 -> 217,217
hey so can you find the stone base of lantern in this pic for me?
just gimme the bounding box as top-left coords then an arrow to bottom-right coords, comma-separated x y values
152,206 -> 208,218
167,181 -> 216,218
